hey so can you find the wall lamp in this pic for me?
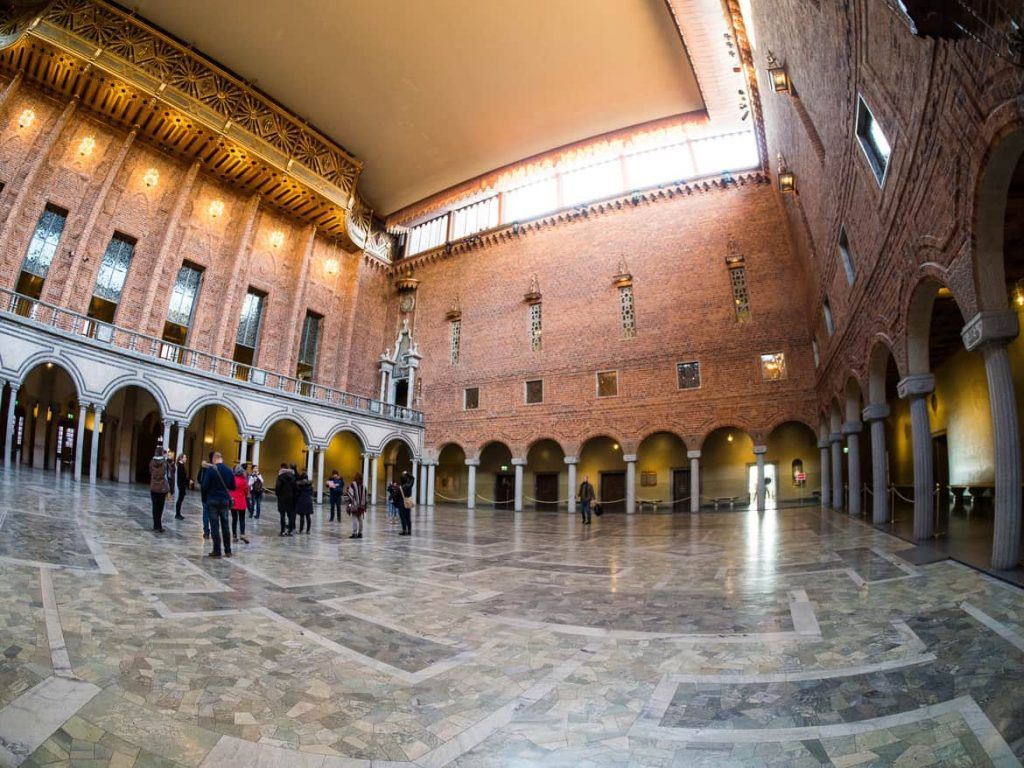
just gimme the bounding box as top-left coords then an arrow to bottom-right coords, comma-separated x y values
765,50 -> 791,94
777,153 -> 796,194
18,108 -> 35,129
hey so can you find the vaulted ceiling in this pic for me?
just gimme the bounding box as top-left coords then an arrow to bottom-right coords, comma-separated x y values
128,0 -> 705,215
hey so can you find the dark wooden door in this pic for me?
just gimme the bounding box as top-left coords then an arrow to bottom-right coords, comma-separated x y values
534,473 -> 559,511
672,468 -> 690,509
494,473 -> 514,509
601,472 -> 626,514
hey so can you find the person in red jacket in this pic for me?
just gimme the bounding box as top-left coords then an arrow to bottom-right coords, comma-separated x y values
229,464 -> 250,544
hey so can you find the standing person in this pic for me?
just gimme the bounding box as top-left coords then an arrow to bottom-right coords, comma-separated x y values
229,464 -> 250,544
248,465 -> 264,519
400,470 -> 415,506
295,471 -> 314,534
385,479 -> 399,526
326,470 -> 344,522
149,448 -> 171,532
578,475 -> 595,525
345,472 -> 367,539
392,480 -> 412,536
197,452 -> 214,539
200,451 -> 235,558
274,463 -> 296,536
174,453 -> 189,520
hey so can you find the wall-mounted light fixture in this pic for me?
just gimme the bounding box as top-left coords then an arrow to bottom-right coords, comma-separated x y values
142,168 -> 159,188
323,257 -> 339,277
765,50 -> 791,94
269,230 -> 285,248
727,433 -> 734,443
1011,280 -> 1024,308
208,199 -> 225,219
777,153 -> 796,194
77,135 -> 96,156
18,108 -> 35,129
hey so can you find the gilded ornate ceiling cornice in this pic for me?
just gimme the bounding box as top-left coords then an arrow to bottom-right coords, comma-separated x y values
0,0 -> 394,262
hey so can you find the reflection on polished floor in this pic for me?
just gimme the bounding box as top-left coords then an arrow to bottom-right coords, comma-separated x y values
0,466 -> 1022,767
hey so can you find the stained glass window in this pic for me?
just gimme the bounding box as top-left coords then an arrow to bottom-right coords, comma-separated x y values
760,352 -> 787,381
529,303 -> 542,351
729,266 -> 751,323
450,319 -> 461,364
236,290 -> 265,349
167,263 -> 203,327
677,361 -> 701,390
297,311 -> 322,380
619,285 -> 637,338
93,233 -> 135,303
22,205 -> 67,279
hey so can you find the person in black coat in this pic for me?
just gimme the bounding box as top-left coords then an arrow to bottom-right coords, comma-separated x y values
295,471 -> 314,534
274,464 -> 297,536
389,481 -> 411,535
174,454 -> 190,520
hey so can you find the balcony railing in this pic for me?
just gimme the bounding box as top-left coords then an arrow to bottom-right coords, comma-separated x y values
1,287 -> 423,425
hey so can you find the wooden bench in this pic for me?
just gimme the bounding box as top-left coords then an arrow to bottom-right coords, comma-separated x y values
638,499 -> 663,513
710,496 -> 738,510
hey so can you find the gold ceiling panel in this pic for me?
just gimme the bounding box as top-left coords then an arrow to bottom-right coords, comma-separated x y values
0,0 -> 394,259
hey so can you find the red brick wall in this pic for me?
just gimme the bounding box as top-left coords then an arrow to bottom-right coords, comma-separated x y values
402,181 -> 818,458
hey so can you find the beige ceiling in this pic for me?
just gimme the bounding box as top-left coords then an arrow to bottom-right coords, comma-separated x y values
130,0 -> 705,215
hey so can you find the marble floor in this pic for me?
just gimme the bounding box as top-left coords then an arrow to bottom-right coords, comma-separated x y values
0,466 -> 1022,767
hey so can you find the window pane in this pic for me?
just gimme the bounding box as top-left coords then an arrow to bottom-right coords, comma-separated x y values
93,234 -> 135,303
529,303 -> 542,351
729,266 -> 751,323
760,352 -> 787,381
236,290 -> 265,349
823,297 -> 835,336
167,263 -> 204,328
22,205 -> 67,279
407,215 -> 448,256
619,285 -> 637,338
505,177 -> 558,222
625,143 -> 693,189
450,319 -> 461,364
677,361 -> 701,390
525,379 -> 543,404
464,387 -> 479,410
597,371 -> 618,397
561,159 -> 622,206
839,228 -> 856,285
298,312 -> 322,367
452,196 -> 499,240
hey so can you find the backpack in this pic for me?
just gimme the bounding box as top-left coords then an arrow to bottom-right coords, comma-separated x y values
251,476 -> 264,494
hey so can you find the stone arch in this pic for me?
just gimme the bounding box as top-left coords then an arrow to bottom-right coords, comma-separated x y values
762,414 -> 817,438
16,356 -> 83,400
376,431 -> 418,458
844,376 -> 864,423
695,421 -> 753,450
260,413 -> 313,445
524,435 -> 567,459
100,377 -> 168,418
905,275 -> 968,376
182,395 -> 245,433
324,423 -> 370,450
867,337 -> 901,405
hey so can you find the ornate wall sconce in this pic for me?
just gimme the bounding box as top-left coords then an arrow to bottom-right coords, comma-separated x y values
523,274 -> 542,304
765,50 -> 791,94
445,295 -> 462,321
323,257 -> 339,277
142,168 -> 159,188
776,153 -> 796,194
77,136 -> 96,156
269,230 -> 285,248
17,108 -> 35,129
613,259 -> 633,287
208,199 -> 225,219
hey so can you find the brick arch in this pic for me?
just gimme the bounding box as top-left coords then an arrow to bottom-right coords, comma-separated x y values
763,415 -> 818,439
903,272 -> 968,376
867,336 -> 901,405
571,431 -> 628,458
694,423 -> 754,450
636,428 -> 689,453
843,375 -> 865,423
523,436 -> 567,462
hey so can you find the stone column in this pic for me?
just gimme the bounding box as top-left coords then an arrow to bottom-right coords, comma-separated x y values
251,439 -> 261,469
73,403 -> 87,482
624,454 -> 637,514
369,453 -> 379,506
361,452 -> 370,485
427,463 -> 436,506
305,445 -> 314,480
962,310 -> 1022,569
862,404 -> 890,524
565,457 -> 578,513
512,458 -> 526,512
239,435 -> 248,466
411,458 -> 420,503
3,383 -> 19,468
830,432 -> 843,511
842,421 -> 863,517
316,446 -> 325,505
419,461 -> 429,506
687,450 -> 701,513
161,419 -> 172,452
818,439 -> 831,510
379,366 -> 389,402
88,405 -> 103,484
898,374 -> 936,541
175,423 -> 185,459
753,445 -> 767,511
466,459 -> 479,510
385,463 -> 394,487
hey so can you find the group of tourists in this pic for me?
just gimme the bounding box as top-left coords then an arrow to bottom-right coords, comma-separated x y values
147,447 -> 420,555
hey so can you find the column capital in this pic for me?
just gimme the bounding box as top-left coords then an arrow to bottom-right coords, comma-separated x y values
686,450 -> 701,459
841,421 -> 863,435
92,403 -> 105,413
622,453 -> 637,462
862,403 -> 890,422
563,456 -> 579,465
465,458 -> 480,467
511,458 -> 527,466
961,310 -> 1019,352
752,445 -> 768,455
897,374 -> 935,399
817,439 -> 831,449
8,381 -> 19,392
828,432 -> 842,444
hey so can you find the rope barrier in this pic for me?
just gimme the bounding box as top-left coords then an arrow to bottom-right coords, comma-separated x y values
434,492 -> 468,502
891,486 -> 915,504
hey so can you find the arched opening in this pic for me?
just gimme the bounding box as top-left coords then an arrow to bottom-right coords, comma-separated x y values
478,441 -> 514,509
12,362 -> 80,473
765,422 -> 819,507
261,419 -> 310,479
867,343 -> 904,528
636,432 -> 688,510
324,430 -> 364,489
436,443 -> 467,504
379,437 -> 414,501
103,385 -> 163,483
843,377 -> 870,517
578,435 -> 626,514
183,404 -> 242,481
699,427 -> 754,509
525,439 -> 565,511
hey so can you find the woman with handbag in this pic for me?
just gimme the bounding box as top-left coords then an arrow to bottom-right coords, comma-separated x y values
345,472 -> 368,539
398,482 -> 413,536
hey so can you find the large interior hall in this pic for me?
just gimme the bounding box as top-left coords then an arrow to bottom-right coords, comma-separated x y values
0,1 -> 1022,766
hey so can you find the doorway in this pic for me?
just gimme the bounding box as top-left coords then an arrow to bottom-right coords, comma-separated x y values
601,471 -> 626,514
494,473 -> 514,509
672,468 -> 690,509
747,462 -> 778,508
534,472 -> 559,511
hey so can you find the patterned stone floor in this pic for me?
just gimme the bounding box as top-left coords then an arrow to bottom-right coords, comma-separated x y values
0,466 -> 1022,767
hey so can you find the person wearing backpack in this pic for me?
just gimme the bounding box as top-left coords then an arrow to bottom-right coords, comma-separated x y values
200,451 -> 236,558
148,448 -> 171,532
345,472 -> 367,539
248,465 -> 264,519
326,470 -> 344,522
